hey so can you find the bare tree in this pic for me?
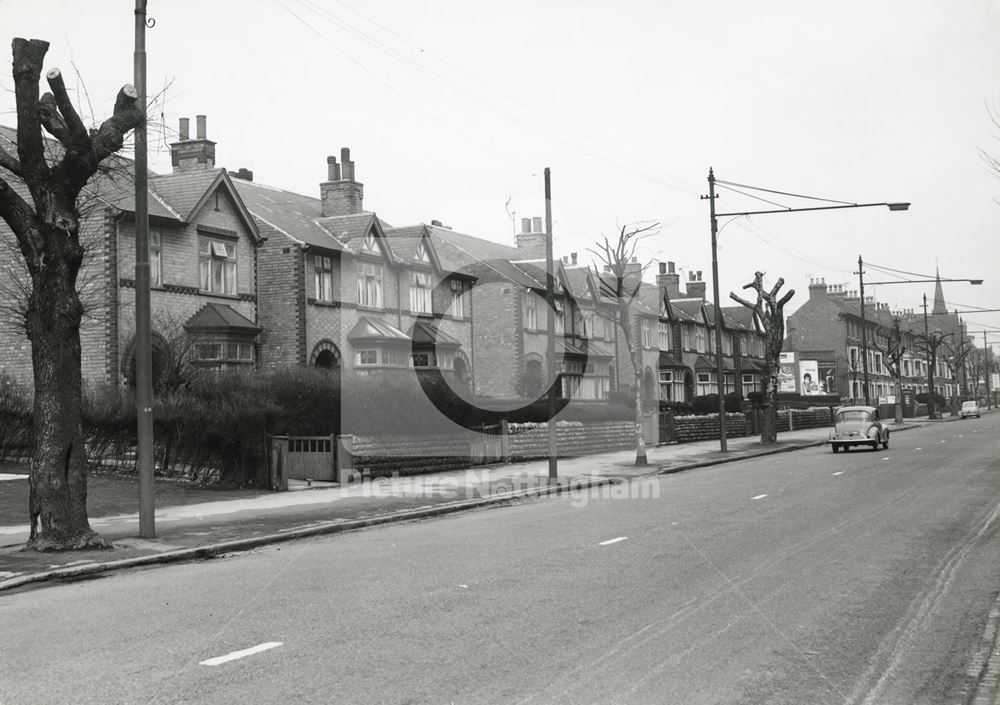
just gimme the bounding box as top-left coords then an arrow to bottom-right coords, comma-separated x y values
913,329 -> 951,419
589,222 -> 659,466
0,39 -> 142,550
941,338 -> 974,415
872,317 -> 906,424
730,271 -> 794,443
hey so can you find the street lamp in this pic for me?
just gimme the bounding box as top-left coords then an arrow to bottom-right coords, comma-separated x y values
704,169 -> 908,452
855,262 -> 983,406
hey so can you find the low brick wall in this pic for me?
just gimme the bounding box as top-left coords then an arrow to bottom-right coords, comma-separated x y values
351,434 -> 472,478
506,421 -> 635,461
776,407 -> 833,430
673,413 -> 750,443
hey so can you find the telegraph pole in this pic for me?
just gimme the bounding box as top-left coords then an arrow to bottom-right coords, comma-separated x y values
544,167 -> 557,483
857,255 -> 871,406
922,293 -> 935,419
135,0 -> 155,536
705,169 -> 727,452
985,330 -> 992,410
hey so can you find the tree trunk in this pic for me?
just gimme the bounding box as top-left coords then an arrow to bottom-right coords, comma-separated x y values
24,236 -> 107,551
894,376 -> 904,425
633,365 -> 647,466
760,358 -> 779,444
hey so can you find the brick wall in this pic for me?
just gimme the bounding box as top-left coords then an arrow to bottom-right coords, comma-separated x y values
674,413 -> 750,442
256,226 -> 306,370
470,280 -> 520,397
776,407 -> 833,431
506,420 -> 635,460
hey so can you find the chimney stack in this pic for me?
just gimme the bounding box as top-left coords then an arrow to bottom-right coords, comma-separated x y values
571,252 -> 578,265
686,270 -> 706,300
657,260 -> 681,299
515,215 -> 546,260
320,147 -> 364,217
169,115 -> 216,172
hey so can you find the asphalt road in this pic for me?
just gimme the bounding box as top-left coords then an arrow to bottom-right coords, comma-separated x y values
3,416 -> 1000,705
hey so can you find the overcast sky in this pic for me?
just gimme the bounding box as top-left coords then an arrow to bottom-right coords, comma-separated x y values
2,0 -> 999,341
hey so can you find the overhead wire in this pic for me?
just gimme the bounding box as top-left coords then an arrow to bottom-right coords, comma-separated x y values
713,178 -> 857,206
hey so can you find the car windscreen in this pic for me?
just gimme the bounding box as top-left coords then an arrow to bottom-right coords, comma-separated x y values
962,402 -> 977,409
837,410 -> 870,422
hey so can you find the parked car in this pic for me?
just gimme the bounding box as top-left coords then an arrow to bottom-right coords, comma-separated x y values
960,401 -> 982,419
828,405 -> 889,452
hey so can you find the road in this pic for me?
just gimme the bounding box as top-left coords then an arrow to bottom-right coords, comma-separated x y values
3,416 -> 1000,704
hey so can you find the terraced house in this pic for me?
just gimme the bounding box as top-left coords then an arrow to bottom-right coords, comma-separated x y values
0,117 -> 262,388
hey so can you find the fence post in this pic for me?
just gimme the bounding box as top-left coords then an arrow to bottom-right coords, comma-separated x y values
337,434 -> 354,484
270,436 -> 289,492
500,419 -> 510,464
788,409 -> 794,432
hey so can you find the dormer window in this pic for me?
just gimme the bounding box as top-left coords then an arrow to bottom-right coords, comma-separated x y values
415,240 -> 430,263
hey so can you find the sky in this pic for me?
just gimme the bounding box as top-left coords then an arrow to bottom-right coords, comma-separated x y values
2,0 -> 999,344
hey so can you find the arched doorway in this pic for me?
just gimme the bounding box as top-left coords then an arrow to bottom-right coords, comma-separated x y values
684,370 -> 695,403
309,340 -> 341,371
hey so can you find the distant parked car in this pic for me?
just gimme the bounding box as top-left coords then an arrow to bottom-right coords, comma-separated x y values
828,405 -> 889,452
960,401 -> 981,419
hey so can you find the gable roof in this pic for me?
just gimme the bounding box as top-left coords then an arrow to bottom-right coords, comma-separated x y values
232,178 -> 344,252
183,303 -> 260,333
317,213 -> 391,258
382,224 -> 445,271
421,224 -> 518,274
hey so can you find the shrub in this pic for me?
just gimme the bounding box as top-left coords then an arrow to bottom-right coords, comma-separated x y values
915,392 -> 946,408
689,393 -> 744,415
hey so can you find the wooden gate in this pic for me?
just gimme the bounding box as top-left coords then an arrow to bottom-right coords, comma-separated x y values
271,435 -> 337,484
469,424 -> 506,465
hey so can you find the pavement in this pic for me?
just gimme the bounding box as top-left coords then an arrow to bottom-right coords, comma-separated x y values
0,416 -> 945,591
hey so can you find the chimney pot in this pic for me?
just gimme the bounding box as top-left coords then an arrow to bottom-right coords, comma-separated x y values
327,156 -> 340,182
196,115 -> 207,140
532,216 -> 543,233
521,217 -> 531,233
668,261 -> 675,274
179,117 -> 189,141
571,252 -> 577,265
659,262 -> 667,274
696,270 -> 702,280
689,272 -> 696,281
431,219 -> 442,226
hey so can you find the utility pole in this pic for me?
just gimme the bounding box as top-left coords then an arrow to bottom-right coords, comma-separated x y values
544,167 -> 557,483
705,169 -> 727,452
857,255 -> 871,406
922,293 -> 935,419
134,0 -> 155,537
985,330 -> 992,410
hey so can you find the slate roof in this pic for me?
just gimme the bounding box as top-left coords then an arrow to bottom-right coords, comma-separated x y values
670,298 -> 705,324
424,224 -> 517,274
411,320 -> 462,347
317,213 -> 383,254
183,303 -> 260,333
232,179 -> 345,252
695,355 -> 736,371
347,316 -> 410,342
659,352 -> 688,368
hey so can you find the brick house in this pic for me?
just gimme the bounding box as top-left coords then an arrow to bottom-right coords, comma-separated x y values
652,262 -> 768,403
0,117 -> 262,388
231,148 -> 476,388
785,275 -> 965,404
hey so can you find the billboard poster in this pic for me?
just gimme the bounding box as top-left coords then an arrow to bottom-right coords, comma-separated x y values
778,352 -> 797,393
800,360 -> 820,395
818,362 -> 838,395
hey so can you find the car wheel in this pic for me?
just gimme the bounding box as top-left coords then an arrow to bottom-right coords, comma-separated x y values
832,444 -> 840,453
882,435 -> 889,449
870,441 -> 878,451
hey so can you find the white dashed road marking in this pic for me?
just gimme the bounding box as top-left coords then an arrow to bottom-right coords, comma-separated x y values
832,471 -> 844,476
915,447 -> 922,451
200,642 -> 283,666
599,537 -> 628,546
752,494 -> 768,500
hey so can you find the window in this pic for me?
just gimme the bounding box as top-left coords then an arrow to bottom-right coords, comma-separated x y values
314,254 -> 333,301
658,322 -> 671,351
524,295 -> 538,330
696,371 -> 714,396
641,320 -> 651,348
150,230 -> 162,287
357,262 -> 383,308
194,340 -> 253,369
357,349 -> 378,366
410,271 -> 433,314
695,327 -> 706,353
199,237 -> 237,294
411,352 -> 431,367
682,324 -> 692,350
723,333 -> 732,355
381,349 -> 407,366
742,373 -> 759,393
450,280 -> 465,318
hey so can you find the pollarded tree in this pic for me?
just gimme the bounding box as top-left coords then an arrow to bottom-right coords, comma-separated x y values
730,271 -> 794,443
589,222 -> 659,466
941,338 -> 974,415
872,317 -> 906,424
0,39 -> 142,550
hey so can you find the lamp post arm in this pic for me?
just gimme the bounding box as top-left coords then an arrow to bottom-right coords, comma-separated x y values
716,202 -> 908,218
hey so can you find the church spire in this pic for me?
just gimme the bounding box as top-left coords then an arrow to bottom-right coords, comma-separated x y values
932,266 -> 948,315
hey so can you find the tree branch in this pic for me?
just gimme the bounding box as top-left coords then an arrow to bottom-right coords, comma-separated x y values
729,292 -> 755,309
45,68 -> 89,147
0,143 -> 22,177
37,92 -> 69,143
11,38 -> 50,185
0,174 -> 42,267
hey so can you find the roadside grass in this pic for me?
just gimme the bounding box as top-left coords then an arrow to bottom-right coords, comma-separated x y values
0,462 -> 270,527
